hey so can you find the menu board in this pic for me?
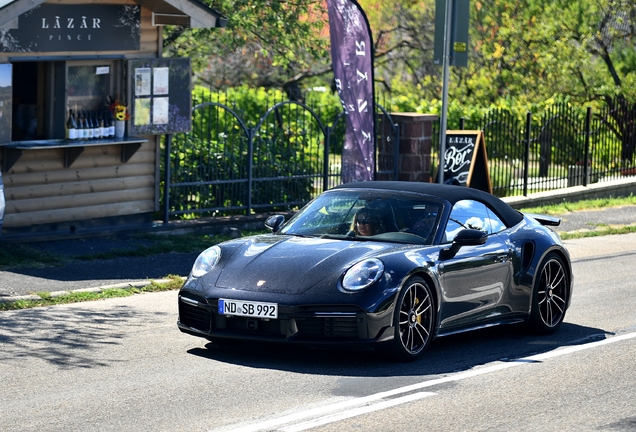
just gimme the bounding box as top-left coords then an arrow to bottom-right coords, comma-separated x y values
128,58 -> 191,135
441,130 -> 492,193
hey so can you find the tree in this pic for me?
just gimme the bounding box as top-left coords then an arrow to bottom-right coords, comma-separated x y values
162,0 -> 332,96
550,0 -> 636,161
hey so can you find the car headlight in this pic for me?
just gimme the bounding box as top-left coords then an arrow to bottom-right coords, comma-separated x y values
342,258 -> 384,291
191,246 -> 221,278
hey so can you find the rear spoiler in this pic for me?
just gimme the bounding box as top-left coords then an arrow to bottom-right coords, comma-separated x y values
525,213 -> 561,227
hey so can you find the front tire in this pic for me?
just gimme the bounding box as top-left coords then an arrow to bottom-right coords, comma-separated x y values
528,252 -> 569,334
387,276 -> 436,361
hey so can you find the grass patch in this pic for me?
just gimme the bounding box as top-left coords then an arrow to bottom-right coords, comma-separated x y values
0,275 -> 184,311
558,224 -> 636,240
520,195 -> 636,215
0,244 -> 65,268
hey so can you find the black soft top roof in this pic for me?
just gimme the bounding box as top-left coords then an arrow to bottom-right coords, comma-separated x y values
333,181 -> 524,228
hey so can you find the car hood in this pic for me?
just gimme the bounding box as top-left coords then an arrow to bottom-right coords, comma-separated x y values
215,235 -> 399,294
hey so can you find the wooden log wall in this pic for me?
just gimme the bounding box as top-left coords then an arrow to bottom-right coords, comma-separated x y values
1,139 -> 157,228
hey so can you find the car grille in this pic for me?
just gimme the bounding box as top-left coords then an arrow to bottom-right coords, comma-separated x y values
294,306 -> 361,340
295,317 -> 359,339
179,293 -> 212,333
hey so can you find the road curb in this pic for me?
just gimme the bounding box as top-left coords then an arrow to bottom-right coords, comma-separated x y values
0,278 -> 180,304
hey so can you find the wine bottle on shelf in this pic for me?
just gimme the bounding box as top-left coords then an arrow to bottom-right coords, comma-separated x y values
78,111 -> 86,140
66,109 -> 77,140
87,111 -> 95,140
95,112 -> 102,139
89,111 -> 95,139
98,111 -> 105,139
91,111 -> 99,139
83,112 -> 89,140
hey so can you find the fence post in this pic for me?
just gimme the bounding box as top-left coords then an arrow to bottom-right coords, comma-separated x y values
247,128 -> 254,216
459,117 -> 465,130
583,107 -> 592,187
162,134 -> 172,224
393,123 -> 400,181
523,112 -> 531,197
324,126 -> 331,192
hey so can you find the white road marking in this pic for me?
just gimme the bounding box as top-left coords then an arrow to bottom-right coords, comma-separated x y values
213,332 -> 636,432
280,392 -> 436,432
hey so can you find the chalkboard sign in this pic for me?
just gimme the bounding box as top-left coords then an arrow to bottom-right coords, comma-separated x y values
128,58 -> 192,136
441,130 -> 492,193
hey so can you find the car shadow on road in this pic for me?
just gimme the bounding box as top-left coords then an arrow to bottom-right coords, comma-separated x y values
0,304 -> 170,369
186,321 -> 611,378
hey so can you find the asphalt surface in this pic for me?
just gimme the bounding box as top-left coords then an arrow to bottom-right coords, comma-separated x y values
0,205 -> 635,300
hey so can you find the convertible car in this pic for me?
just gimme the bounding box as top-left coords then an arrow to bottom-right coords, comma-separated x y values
177,181 -> 573,360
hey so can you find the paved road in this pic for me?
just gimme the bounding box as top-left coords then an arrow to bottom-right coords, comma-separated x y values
1,206 -> 635,298
1,234 -> 635,432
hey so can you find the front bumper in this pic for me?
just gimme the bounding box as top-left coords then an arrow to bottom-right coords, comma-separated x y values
177,291 -> 394,345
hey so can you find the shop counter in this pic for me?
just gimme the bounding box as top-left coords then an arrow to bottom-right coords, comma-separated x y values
1,137 -> 148,172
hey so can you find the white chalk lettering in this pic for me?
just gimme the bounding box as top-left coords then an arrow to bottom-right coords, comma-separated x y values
444,144 -> 475,173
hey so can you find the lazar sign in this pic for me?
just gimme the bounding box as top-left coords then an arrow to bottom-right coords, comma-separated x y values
0,4 -> 141,52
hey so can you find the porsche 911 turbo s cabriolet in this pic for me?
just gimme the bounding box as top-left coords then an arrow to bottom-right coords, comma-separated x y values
177,181 -> 573,361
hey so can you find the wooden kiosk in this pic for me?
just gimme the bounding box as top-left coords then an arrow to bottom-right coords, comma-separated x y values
0,0 -> 225,240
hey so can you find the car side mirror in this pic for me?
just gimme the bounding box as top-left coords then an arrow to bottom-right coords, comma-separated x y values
453,228 -> 488,246
265,214 -> 285,233
441,229 -> 488,259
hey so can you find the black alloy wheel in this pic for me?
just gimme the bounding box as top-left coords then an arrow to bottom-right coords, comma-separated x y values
529,252 -> 569,334
389,276 -> 435,361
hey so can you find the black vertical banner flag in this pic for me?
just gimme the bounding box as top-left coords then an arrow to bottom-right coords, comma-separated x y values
327,0 -> 376,183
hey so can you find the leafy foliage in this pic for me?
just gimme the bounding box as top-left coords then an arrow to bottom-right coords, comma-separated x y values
162,1 -> 636,113
163,0 -> 331,95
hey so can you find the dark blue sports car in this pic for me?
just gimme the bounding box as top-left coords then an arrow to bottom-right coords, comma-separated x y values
178,181 -> 573,360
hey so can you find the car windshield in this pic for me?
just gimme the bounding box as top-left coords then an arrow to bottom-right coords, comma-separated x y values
279,189 -> 443,244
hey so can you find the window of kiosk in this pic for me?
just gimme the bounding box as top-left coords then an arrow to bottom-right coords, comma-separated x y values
11,61 -> 47,142
67,61 -> 121,134
11,59 -> 122,142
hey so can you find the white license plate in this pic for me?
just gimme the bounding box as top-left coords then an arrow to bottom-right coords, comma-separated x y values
218,299 -> 278,319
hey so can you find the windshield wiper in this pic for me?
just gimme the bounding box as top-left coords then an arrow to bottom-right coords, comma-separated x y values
285,233 -> 316,238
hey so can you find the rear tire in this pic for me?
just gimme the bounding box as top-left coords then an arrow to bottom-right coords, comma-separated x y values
386,276 -> 436,361
528,252 -> 569,334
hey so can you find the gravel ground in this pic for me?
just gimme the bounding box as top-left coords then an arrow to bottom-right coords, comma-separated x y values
1,205 -> 635,298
